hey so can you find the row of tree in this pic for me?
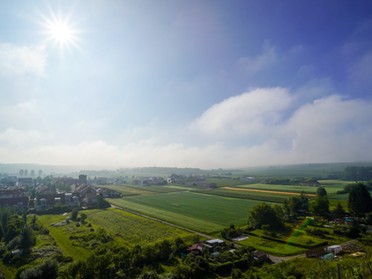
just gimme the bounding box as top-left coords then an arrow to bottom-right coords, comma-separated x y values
247,183 -> 372,231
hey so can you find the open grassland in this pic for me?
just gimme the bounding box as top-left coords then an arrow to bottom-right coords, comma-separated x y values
85,208 -> 194,247
108,191 -> 264,233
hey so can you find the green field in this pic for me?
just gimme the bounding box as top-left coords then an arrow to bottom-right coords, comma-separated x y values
38,215 -> 93,260
38,208 -> 195,261
239,235 -> 307,256
109,191 -> 264,233
85,208 -> 194,247
197,188 -> 287,203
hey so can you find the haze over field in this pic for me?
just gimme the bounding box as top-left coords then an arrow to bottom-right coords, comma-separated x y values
1,0 -> 372,168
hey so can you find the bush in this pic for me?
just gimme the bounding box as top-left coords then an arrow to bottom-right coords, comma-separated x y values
16,260 -> 58,279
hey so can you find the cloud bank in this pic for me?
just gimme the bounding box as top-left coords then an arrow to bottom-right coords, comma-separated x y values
1,87 -> 371,168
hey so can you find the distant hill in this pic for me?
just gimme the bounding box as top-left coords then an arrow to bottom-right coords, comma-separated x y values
1,161 -> 372,179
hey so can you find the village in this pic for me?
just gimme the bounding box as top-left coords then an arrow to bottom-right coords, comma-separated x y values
0,174 -> 121,212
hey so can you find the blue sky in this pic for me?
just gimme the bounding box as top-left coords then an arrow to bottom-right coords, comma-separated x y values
1,0 -> 372,168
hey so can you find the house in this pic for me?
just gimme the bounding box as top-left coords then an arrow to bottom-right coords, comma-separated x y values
96,187 -> 121,198
64,193 -> 81,207
74,185 -> 97,207
187,243 -> 204,255
0,188 -> 29,210
203,239 -> 225,252
35,193 -> 65,211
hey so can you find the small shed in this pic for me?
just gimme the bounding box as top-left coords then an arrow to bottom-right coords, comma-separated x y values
327,245 -> 342,255
205,239 -> 225,246
306,247 -> 325,258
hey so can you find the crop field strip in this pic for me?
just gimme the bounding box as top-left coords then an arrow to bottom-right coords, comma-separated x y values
236,182 -> 346,194
85,208 -> 194,247
197,188 -> 287,203
38,208 -> 195,259
223,187 -> 317,197
109,191 -> 264,233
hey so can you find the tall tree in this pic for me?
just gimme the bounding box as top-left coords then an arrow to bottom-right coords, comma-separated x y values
248,203 -> 284,230
348,183 -> 372,216
310,196 -> 330,217
331,203 -> 346,218
316,187 -> 327,197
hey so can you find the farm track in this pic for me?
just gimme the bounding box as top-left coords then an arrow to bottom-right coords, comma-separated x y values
223,187 -> 316,197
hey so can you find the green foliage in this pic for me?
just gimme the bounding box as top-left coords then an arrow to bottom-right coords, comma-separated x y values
16,260 -> 58,279
331,203 -> 346,218
316,187 -> 327,197
247,203 -> 285,230
344,166 -> 372,181
221,224 -> 243,240
20,227 -> 35,253
348,183 -> 372,216
365,212 -> 372,225
310,196 -> 330,217
71,208 -> 79,221
305,227 -> 328,237
3,215 -> 23,243
283,195 -> 309,217
80,212 -> 87,223
96,194 -> 110,209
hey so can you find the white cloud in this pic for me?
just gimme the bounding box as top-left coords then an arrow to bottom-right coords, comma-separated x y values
0,43 -> 47,77
284,95 -> 372,163
0,88 -> 372,168
190,87 -> 292,141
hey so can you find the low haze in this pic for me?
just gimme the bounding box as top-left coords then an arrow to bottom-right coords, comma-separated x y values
1,0 -> 372,168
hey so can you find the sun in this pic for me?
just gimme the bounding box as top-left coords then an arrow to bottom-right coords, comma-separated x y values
38,7 -> 82,53
48,20 -> 74,44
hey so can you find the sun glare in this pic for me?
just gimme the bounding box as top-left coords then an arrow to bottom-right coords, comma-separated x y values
48,20 -> 73,43
38,7 -> 82,53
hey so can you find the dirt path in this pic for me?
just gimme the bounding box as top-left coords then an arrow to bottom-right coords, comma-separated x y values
223,187 -> 316,197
